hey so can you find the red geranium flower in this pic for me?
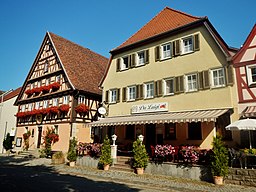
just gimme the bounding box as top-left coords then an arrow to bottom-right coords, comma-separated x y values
41,85 -> 51,94
33,87 -> 41,95
49,106 -> 59,114
75,103 -> 89,116
59,104 -> 70,113
50,82 -> 60,91
25,89 -> 33,95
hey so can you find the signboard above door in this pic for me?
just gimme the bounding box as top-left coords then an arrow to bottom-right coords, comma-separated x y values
131,102 -> 168,114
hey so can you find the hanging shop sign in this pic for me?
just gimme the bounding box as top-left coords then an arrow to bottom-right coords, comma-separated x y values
131,102 -> 168,114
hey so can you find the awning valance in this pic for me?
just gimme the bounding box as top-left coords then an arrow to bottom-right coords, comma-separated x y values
242,106 -> 256,118
89,109 -> 229,127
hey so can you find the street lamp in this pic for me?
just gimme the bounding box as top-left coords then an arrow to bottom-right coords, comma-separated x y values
111,134 -> 117,145
138,134 -> 144,144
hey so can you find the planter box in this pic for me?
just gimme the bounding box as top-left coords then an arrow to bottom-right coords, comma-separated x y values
52,158 -> 65,165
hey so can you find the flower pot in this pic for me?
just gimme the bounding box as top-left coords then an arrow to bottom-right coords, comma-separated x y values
52,158 -> 65,165
103,164 -> 110,171
69,161 -> 76,167
213,176 -> 224,185
136,168 -> 144,175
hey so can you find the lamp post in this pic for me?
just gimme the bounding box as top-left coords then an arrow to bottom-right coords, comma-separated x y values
111,134 -> 117,145
138,134 -> 144,145
111,134 -> 117,164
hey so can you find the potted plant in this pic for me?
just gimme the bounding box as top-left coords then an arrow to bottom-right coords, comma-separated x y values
52,151 -> 65,164
3,133 -> 13,154
75,103 -> 89,117
132,138 -> 149,174
210,134 -> 229,185
67,137 -> 77,167
99,136 -> 112,170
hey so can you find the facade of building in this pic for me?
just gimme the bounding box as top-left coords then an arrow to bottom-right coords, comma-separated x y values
232,24 -> 256,148
90,7 -> 239,150
0,88 -> 21,153
14,32 -> 108,152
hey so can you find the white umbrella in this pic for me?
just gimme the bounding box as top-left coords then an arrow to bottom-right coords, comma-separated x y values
226,118 -> 256,149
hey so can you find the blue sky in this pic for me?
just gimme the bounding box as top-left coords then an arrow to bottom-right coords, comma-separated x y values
0,0 -> 255,91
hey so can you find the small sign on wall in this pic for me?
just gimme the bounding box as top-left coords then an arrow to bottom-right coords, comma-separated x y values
131,102 -> 168,114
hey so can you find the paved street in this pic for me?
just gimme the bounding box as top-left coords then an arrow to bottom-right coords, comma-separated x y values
1,155 -> 256,192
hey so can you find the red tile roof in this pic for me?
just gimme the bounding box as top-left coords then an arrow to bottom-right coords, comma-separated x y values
113,7 -> 205,51
0,87 -> 21,103
49,32 -> 108,95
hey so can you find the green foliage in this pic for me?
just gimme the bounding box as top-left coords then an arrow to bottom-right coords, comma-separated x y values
67,137 -> 77,162
23,131 -> 31,151
99,136 -> 112,166
132,139 -> 149,168
42,127 -> 59,157
52,151 -> 64,159
210,134 -> 229,177
3,133 -> 12,151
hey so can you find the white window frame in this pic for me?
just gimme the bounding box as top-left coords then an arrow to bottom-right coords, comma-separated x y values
44,60 -> 49,73
128,86 -> 136,101
53,98 -> 59,106
56,75 -> 61,82
121,56 -> 129,70
21,105 -> 26,112
110,89 -> 117,103
161,43 -> 171,60
63,96 -> 69,104
210,68 -> 225,88
181,36 -> 193,54
164,78 -> 174,95
28,103 -> 33,111
185,74 -> 198,92
145,82 -> 154,99
35,102 -> 40,109
46,78 -> 51,86
78,95 -> 86,104
246,64 -> 256,86
137,51 -> 145,66
43,100 -> 49,108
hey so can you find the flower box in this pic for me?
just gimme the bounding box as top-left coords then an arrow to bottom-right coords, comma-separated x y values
25,89 -> 33,96
41,85 -> 51,93
59,104 -> 70,113
49,106 -> 59,114
51,82 -> 60,91
33,87 -> 41,95
75,104 -> 89,116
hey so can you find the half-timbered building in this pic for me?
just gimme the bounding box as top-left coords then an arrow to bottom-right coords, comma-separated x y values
14,32 -> 108,152
90,7 -> 239,150
233,24 -> 256,148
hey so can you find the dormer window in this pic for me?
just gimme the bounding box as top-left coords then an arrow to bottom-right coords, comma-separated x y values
44,60 -> 49,73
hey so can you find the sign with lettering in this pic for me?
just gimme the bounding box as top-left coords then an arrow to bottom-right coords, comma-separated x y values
131,102 -> 168,114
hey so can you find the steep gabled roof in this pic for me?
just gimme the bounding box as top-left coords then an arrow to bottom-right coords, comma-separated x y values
233,24 -> 256,65
112,7 -> 205,52
49,32 -> 108,94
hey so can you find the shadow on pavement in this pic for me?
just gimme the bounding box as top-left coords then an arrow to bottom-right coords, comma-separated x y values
0,156 -> 140,192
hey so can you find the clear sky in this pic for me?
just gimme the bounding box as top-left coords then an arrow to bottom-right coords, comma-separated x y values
0,0 -> 255,91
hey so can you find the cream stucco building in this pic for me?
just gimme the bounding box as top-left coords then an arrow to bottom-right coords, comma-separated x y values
90,7 -> 239,150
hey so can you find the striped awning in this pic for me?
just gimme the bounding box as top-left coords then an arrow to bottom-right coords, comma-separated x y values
89,109 -> 229,127
242,106 -> 256,118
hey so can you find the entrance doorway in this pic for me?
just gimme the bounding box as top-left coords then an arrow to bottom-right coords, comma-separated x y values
145,124 -> 156,152
37,126 -> 42,148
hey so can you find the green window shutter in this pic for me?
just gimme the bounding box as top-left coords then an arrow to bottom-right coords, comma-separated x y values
179,76 -> 184,92
155,46 -> 160,61
116,58 -> 120,72
175,40 -> 180,56
203,70 -> 210,89
122,87 -> 126,102
145,49 -> 149,64
105,90 -> 109,104
198,72 -> 204,90
154,81 -> 158,97
174,76 -> 180,93
158,80 -> 163,97
226,65 -> 234,85
140,84 -> 144,99
116,89 -> 120,103
194,34 -> 200,51
136,85 -> 140,100
130,54 -> 136,68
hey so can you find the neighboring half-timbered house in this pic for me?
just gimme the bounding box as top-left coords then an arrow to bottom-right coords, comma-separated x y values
233,24 -> 256,147
14,32 -> 108,152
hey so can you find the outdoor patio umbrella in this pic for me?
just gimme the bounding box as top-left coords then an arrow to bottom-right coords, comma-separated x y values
225,118 -> 256,149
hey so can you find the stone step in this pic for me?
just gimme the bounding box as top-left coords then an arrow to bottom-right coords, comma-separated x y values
111,164 -> 134,173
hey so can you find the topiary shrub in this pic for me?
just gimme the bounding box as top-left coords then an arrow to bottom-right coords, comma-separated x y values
132,139 -> 149,169
67,137 -> 77,162
99,136 -> 112,166
3,133 -> 12,152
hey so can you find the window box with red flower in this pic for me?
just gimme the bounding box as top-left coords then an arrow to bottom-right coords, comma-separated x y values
59,104 -> 70,113
49,106 -> 59,114
41,85 -> 51,94
33,87 -> 41,95
51,82 -> 60,91
25,89 -> 34,96
75,103 -> 89,117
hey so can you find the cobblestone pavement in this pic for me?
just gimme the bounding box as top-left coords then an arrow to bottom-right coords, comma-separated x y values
1,155 -> 256,192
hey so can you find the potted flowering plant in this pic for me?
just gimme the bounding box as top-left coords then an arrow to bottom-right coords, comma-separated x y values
33,87 -> 41,95
49,106 -> 59,115
42,127 -> 59,157
155,144 -> 173,161
25,89 -> 33,96
23,131 -> 31,151
41,85 -> 51,94
75,103 -> 89,117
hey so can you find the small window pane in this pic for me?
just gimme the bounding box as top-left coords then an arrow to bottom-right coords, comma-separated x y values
137,52 -> 145,65
165,79 -> 174,95
128,86 -> 136,101
145,83 -> 154,98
